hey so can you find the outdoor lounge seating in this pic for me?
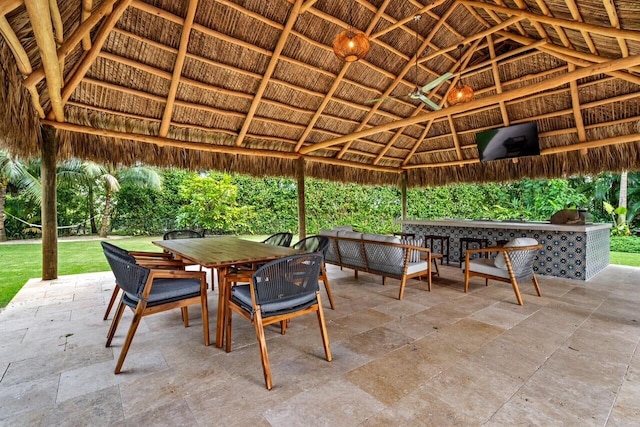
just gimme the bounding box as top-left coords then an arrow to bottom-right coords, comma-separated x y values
225,253 -> 331,390
102,242 -> 209,374
463,237 -> 542,305
319,229 -> 432,300
163,229 -> 204,240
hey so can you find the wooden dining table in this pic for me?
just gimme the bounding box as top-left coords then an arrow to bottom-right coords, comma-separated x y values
153,236 -> 303,348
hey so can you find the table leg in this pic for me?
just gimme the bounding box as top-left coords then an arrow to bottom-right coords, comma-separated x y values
216,266 -> 229,348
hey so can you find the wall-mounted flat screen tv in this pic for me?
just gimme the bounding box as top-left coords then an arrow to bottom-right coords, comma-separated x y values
476,122 -> 540,162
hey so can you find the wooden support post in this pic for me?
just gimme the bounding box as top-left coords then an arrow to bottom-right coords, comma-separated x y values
41,126 -> 58,280
297,158 -> 306,242
401,172 -> 407,221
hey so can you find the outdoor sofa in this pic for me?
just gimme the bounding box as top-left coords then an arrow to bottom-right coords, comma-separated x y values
319,228 -> 433,300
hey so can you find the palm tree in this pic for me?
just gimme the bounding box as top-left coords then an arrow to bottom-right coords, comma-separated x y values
98,166 -> 162,237
0,151 -> 41,241
618,170 -> 628,228
57,160 -> 162,237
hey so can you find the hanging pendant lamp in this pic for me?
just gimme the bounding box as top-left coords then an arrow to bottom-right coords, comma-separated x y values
447,45 -> 474,105
332,1 -> 370,62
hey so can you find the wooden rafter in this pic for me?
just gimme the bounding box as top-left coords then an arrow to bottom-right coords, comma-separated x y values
57,0 -> 133,110
564,0 -> 597,54
293,0 -> 392,152
0,0 -> 23,16
24,0 -> 64,121
603,0 -> 628,57
338,3 -> 460,159
48,0 -> 63,46
301,53 -> 640,155
492,0 -> 527,36
462,0 -> 640,42
81,0 -> 94,50
513,0 -> 547,39
403,38 -> 482,166
487,34 -> 509,127
502,32 -> 640,85
369,0 -> 447,40
446,115 -> 463,161
532,0 -> 572,48
23,0 -> 119,89
568,63 -> 587,143
158,0 -> 198,138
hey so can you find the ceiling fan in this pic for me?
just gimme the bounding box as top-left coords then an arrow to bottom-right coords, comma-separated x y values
364,72 -> 454,111
364,15 -> 453,111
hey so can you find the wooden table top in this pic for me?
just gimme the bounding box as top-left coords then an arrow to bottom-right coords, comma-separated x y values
153,236 -> 303,268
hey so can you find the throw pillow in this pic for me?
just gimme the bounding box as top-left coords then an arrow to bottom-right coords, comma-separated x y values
494,237 -> 538,269
401,238 -> 424,263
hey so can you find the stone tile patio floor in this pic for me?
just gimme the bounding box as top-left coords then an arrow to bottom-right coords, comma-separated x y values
1,263 -> 639,426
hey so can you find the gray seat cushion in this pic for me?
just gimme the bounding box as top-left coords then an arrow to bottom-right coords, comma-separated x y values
232,283 -> 318,317
123,278 -> 202,308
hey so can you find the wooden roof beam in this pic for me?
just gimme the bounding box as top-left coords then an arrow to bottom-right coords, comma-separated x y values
301,53 -> 640,154
462,0 -> 640,42
370,0 -> 447,39
565,0 -> 597,54
81,0 -> 94,50
532,0 -> 572,48
487,34 -> 510,127
338,3 -> 460,159
568,63 -> 587,143
24,0 -> 64,121
158,0 -> 198,138
0,0 -> 23,16
603,0 -> 629,57
293,0 -> 392,152
492,0 -> 527,36
513,0 -> 547,39
402,38 -> 482,166
501,32 -> 640,85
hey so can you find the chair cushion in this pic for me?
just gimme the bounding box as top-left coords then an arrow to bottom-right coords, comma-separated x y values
401,238 -> 424,262
362,233 -> 399,243
338,231 -> 363,240
232,284 -> 318,317
494,237 -> 538,270
332,225 -> 353,231
406,260 -> 429,275
466,258 -> 510,279
319,229 -> 338,237
123,278 -> 202,308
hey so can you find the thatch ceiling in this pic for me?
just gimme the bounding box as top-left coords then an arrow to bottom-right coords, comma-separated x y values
1,0 -> 640,187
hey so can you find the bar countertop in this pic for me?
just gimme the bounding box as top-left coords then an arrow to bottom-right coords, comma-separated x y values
401,219 -> 611,233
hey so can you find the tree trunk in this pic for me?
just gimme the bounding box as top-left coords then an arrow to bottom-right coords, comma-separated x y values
0,179 -> 7,242
99,189 -> 112,237
88,184 -> 97,234
41,126 -> 58,280
618,170 -> 628,226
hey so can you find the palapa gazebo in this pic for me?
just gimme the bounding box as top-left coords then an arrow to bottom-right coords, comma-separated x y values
1,0 -> 639,278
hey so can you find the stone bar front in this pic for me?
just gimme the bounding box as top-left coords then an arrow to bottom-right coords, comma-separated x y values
401,219 -> 611,280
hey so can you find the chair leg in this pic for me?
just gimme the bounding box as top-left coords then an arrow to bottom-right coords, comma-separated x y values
463,257 -> 470,293
315,293 -> 332,363
320,264 -> 335,309
103,285 -> 120,320
225,302 -> 233,353
532,274 -> 542,296
398,277 -> 407,300
201,288 -> 210,346
432,258 -> 440,277
106,299 -> 126,344
510,277 -> 524,306
114,302 -> 147,374
253,309 -> 273,390
181,307 -> 190,327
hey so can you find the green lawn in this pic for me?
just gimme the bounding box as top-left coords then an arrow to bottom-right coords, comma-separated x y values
1,238 -> 638,307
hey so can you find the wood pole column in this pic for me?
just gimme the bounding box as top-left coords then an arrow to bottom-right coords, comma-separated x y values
401,172 -> 407,221
41,125 -> 58,280
297,158 -> 306,241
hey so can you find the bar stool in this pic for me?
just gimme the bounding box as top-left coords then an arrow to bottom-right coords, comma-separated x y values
459,237 -> 489,267
393,232 -> 416,239
424,234 -> 450,265
495,239 -> 509,247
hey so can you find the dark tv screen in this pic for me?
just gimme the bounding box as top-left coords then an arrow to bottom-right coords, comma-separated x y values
476,122 -> 540,162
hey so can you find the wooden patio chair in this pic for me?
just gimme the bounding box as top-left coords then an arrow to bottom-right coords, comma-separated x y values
463,238 -> 542,305
103,243 -> 209,374
225,253 -> 332,390
101,241 -> 186,320
292,235 -> 335,309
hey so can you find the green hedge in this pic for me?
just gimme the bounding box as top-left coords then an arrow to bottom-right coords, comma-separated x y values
610,236 -> 640,253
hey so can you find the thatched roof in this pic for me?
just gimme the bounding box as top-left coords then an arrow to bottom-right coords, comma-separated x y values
1,0 -> 640,187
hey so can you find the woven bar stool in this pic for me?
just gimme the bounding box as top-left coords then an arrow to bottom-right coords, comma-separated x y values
424,234 -> 450,265
459,237 -> 489,267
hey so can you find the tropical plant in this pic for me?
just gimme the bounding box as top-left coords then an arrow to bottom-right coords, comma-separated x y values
0,151 -> 41,241
604,201 -> 630,236
177,173 -> 254,234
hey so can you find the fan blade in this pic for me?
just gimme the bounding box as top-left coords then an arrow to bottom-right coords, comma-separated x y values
415,93 -> 442,111
363,93 -> 410,104
420,72 -> 454,93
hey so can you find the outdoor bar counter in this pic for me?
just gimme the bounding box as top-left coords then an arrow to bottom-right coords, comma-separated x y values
401,219 -> 611,280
